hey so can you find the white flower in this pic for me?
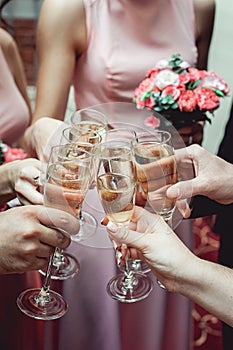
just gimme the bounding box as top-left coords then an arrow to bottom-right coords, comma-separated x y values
180,60 -> 190,69
155,59 -> 170,69
154,69 -> 180,89
201,75 -> 226,91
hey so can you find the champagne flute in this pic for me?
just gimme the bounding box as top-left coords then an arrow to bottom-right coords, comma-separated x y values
103,128 -> 151,274
134,129 -> 178,288
70,107 -> 107,143
96,141 -> 153,302
60,126 -> 102,242
39,144 -> 94,280
69,108 -> 107,238
61,126 -> 102,149
51,144 -> 94,243
16,152 -> 92,320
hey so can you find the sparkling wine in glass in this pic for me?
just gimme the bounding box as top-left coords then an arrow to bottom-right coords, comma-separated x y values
96,141 -> 153,302
70,107 -> 107,142
103,127 -> 151,274
51,144 -> 94,243
134,130 -> 178,288
17,154 -> 92,320
69,108 -> 108,239
39,144 -> 93,281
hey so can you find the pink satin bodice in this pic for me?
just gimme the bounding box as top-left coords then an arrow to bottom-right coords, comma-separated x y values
0,47 -> 30,145
73,0 -> 197,113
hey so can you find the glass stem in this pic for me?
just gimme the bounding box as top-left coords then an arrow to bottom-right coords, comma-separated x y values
164,215 -> 173,227
120,225 -> 135,290
78,208 -> 84,224
35,251 -> 55,306
53,247 -> 65,268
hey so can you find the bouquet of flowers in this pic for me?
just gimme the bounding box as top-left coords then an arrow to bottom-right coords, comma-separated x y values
133,54 -> 229,128
0,140 -> 26,165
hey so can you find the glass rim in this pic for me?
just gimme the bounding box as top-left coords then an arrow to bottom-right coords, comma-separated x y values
135,129 -> 172,144
70,108 -> 108,125
62,126 -> 102,143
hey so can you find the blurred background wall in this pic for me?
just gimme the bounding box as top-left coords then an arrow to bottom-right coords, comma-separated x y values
203,0 -> 233,153
2,0 -> 233,153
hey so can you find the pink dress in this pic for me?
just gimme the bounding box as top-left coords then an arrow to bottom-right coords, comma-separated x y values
73,2 -> 197,350
5,2 -> 196,350
73,0 -> 197,111
67,2 -> 196,350
0,46 -> 30,145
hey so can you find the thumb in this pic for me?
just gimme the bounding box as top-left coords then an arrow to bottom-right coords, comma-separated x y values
107,221 -> 147,250
167,178 -> 199,200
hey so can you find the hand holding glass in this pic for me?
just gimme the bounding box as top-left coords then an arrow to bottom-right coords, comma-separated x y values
96,141 -> 153,302
17,153 -> 91,320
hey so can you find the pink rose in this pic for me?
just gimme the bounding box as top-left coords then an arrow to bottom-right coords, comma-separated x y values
146,67 -> 161,79
194,87 -> 220,111
4,147 -> 27,163
177,90 -> 197,112
200,72 -> 229,95
144,96 -> 157,109
187,68 -> 202,82
144,115 -> 160,128
161,86 -> 180,101
179,73 -> 190,85
133,78 -> 154,98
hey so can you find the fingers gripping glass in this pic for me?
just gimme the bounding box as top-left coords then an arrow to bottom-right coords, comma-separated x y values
134,130 -> 178,289
17,147 -> 93,319
68,108 -> 108,242
96,141 -> 153,302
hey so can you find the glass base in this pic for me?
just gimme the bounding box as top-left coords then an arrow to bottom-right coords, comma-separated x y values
119,259 -> 151,274
72,211 -> 97,243
39,252 -> 80,280
17,288 -> 68,320
107,273 -> 153,303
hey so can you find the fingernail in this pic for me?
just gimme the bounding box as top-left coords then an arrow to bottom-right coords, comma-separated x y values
107,221 -> 118,233
101,217 -> 109,226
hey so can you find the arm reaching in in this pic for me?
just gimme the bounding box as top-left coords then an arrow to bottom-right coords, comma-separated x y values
107,206 -> 233,327
167,144 -> 233,206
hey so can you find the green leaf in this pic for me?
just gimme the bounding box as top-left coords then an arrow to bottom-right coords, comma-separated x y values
215,90 -> 225,97
191,80 -> 201,89
141,91 -> 151,101
154,106 -> 162,112
171,103 -> 178,109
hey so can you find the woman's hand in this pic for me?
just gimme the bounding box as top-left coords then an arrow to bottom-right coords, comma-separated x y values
106,206 -> 195,291
13,158 -> 43,205
167,144 -> 233,205
24,117 -> 65,160
0,205 -> 79,274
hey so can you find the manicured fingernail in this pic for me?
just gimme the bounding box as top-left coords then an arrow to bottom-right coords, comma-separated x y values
101,217 -> 109,226
107,221 -> 118,233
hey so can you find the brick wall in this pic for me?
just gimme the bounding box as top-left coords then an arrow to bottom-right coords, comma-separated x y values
3,18 -> 37,85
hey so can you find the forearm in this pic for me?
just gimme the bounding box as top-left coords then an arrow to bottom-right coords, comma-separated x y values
167,256 -> 233,327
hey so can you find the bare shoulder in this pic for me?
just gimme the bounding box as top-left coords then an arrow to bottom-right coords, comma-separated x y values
39,0 -> 85,34
0,27 -> 16,52
38,0 -> 86,52
0,28 -> 19,65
